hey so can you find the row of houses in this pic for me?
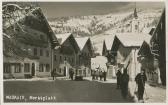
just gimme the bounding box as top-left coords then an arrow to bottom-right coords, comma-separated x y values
3,4 -> 94,79
53,33 -> 94,77
102,9 -> 165,85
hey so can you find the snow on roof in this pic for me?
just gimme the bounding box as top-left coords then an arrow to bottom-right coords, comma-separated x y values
142,27 -> 155,34
116,33 -> 152,47
55,33 -> 72,45
104,35 -> 115,50
75,37 -> 89,51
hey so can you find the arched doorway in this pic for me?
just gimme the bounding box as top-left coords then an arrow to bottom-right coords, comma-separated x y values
32,63 -> 35,76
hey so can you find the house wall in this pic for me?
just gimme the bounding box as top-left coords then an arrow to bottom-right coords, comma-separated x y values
3,57 -> 38,79
3,30 -> 52,78
31,46 -> 51,77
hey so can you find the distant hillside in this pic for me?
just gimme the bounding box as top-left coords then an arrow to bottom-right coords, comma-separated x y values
48,8 -> 162,37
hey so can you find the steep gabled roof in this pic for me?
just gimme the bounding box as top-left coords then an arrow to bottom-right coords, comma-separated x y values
111,33 -> 152,52
56,33 -> 72,45
75,37 -> 90,51
115,33 -> 151,47
3,4 -> 59,46
55,33 -> 80,54
138,40 -> 152,56
150,9 -> 165,44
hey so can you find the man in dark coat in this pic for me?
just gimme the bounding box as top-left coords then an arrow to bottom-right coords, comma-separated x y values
103,71 -> 107,81
92,70 -> 95,80
120,69 -> 129,99
52,69 -> 56,80
116,69 -> 122,89
135,69 -> 147,101
99,71 -> 103,81
69,68 -> 74,80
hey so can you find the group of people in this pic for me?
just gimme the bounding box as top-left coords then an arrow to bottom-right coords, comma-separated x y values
91,67 -> 107,81
116,66 -> 147,101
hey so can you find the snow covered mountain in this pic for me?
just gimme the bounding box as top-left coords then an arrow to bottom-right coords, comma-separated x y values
48,8 -> 162,54
48,8 -> 162,37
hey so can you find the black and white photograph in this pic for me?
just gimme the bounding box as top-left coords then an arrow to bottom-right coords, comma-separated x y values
2,0 -> 166,103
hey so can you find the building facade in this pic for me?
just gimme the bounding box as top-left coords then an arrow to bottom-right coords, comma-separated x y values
75,37 -> 94,77
111,33 -> 151,80
53,33 -> 80,77
3,4 -> 58,79
138,9 -> 166,85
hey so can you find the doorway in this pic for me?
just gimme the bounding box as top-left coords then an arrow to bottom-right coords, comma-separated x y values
31,63 -> 35,76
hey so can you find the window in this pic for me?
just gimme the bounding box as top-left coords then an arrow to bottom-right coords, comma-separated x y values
39,64 -> 44,72
54,55 -> 57,61
34,48 -> 37,56
24,63 -> 30,72
46,50 -> 49,57
46,64 -> 50,72
64,57 -> 67,61
4,63 -> 10,73
14,63 -> 21,73
59,68 -> 61,73
40,49 -> 43,56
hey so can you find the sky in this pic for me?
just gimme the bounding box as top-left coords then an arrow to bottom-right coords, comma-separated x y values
38,2 -> 164,18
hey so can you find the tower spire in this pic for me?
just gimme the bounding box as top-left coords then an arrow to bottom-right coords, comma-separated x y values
134,2 -> 138,19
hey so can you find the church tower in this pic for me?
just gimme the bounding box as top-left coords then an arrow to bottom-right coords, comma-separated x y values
131,3 -> 140,33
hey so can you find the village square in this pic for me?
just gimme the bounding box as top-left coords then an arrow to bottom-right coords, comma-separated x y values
2,2 -> 166,103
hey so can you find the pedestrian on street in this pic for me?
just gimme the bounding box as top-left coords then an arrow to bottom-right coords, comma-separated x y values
95,69 -> 99,80
99,70 -> 103,81
120,69 -> 129,99
69,68 -> 74,80
103,71 -> 107,81
71,69 -> 74,80
92,70 -> 95,80
116,68 -> 122,89
135,69 -> 147,101
52,69 -> 56,80
69,69 -> 71,79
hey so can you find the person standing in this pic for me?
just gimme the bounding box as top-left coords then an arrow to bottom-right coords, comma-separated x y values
103,71 -> 107,81
52,69 -> 56,80
71,69 -> 74,80
92,69 -> 95,80
99,70 -> 103,81
116,69 -> 122,89
95,69 -> 99,80
51,69 -> 54,80
120,69 -> 129,99
135,69 -> 147,101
